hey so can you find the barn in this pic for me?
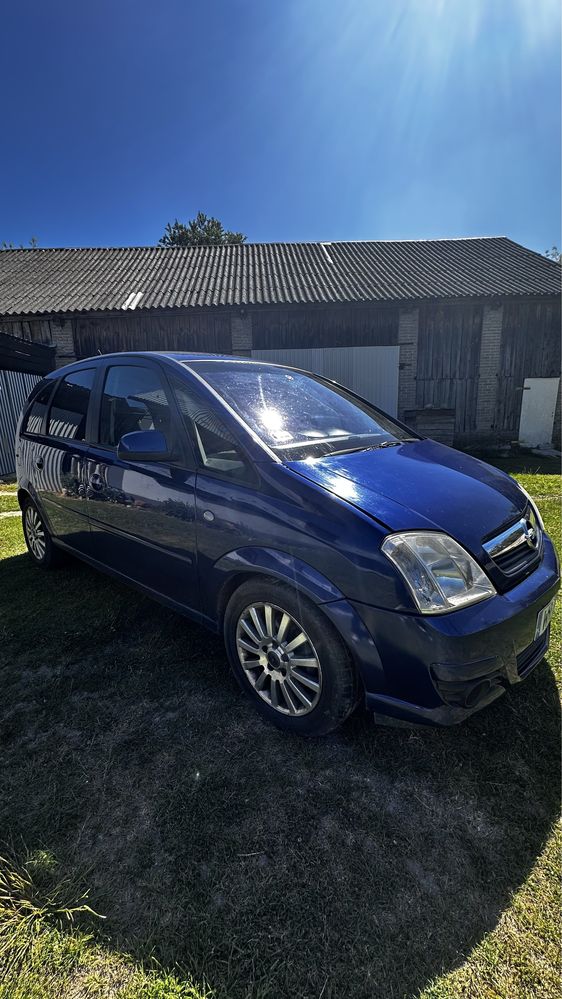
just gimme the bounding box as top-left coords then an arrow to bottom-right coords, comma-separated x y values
0,236 -> 559,476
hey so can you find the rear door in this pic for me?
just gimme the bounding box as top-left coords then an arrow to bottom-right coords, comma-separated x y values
23,368 -> 96,555
85,358 -> 199,612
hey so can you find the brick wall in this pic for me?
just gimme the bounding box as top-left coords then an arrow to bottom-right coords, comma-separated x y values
231,313 -> 252,356
50,319 -> 76,368
475,303 -> 503,441
397,307 -> 418,419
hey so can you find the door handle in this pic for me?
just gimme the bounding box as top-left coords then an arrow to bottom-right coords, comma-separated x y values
35,456 -> 44,469
89,473 -> 103,491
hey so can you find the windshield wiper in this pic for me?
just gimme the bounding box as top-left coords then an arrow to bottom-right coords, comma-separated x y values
368,438 -> 418,450
326,438 -> 418,457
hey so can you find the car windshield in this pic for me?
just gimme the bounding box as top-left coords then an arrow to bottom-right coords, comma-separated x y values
185,360 -> 418,460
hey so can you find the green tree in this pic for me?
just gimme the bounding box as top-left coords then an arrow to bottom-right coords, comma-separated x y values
159,212 -> 246,247
545,245 -> 561,262
1,236 -> 38,249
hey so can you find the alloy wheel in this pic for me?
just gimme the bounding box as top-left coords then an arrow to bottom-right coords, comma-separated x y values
24,505 -> 46,561
235,602 -> 322,716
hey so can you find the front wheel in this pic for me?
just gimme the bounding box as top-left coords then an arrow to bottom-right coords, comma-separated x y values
224,579 -> 359,735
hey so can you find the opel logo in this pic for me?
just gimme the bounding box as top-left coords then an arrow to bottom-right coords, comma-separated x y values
523,520 -> 538,549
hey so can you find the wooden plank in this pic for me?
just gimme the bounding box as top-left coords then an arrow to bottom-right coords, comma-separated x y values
404,408 -> 456,445
252,304 -> 399,349
74,311 -> 231,358
416,302 -> 483,434
495,299 -> 561,433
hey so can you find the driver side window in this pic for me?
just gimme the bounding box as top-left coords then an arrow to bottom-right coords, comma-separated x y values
172,378 -> 253,481
99,365 -> 172,448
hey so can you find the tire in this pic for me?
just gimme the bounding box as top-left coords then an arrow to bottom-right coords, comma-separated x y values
224,578 -> 359,736
21,498 -> 64,569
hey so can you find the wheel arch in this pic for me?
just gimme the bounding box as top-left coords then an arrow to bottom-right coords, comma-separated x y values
214,549 -> 384,698
214,547 -> 344,627
17,487 -> 31,510
216,570 -> 278,628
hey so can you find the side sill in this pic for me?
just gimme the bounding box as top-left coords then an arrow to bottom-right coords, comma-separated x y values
52,539 -> 217,633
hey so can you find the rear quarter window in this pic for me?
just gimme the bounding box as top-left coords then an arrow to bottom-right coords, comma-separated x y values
22,382 -> 53,435
47,369 -> 96,441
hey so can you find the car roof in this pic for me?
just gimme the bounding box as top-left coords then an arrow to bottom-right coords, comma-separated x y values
140,351 -> 239,362
44,350 -> 271,378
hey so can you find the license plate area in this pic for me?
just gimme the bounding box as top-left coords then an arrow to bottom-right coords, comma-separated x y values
535,596 -> 556,640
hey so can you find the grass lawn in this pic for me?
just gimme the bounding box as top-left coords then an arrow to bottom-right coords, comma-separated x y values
0,496 -> 19,514
0,464 -> 560,999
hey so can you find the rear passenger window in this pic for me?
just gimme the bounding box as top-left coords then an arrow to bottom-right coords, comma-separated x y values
23,382 -> 53,435
48,369 -> 95,441
99,365 -> 172,448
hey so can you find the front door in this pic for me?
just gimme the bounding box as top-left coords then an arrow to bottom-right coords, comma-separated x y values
86,360 -> 198,613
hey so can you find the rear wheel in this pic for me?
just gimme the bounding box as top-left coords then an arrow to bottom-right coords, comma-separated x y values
224,579 -> 359,735
22,499 -> 63,569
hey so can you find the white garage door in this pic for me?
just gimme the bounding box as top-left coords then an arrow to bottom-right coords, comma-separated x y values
250,345 -> 400,417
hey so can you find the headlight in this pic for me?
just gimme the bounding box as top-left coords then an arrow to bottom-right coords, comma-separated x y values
382,532 -> 496,614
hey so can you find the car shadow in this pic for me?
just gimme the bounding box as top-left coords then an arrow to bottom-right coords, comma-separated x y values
0,551 -> 560,999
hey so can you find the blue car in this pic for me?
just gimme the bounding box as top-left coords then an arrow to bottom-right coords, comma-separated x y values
16,352 -> 560,735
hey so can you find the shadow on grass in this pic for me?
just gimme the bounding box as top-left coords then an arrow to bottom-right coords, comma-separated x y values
486,453 -> 561,476
0,550 -> 560,999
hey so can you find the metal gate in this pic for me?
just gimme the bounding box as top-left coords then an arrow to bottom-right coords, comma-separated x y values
0,370 -> 40,477
250,346 -> 400,416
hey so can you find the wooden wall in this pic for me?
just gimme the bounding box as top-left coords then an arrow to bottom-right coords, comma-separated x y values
21,295 -> 560,448
0,318 -> 51,344
495,299 -> 561,434
252,304 -> 399,349
415,302 -> 483,435
74,310 -> 232,359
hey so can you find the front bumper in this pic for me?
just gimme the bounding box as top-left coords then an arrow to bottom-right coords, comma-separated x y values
350,535 -> 560,726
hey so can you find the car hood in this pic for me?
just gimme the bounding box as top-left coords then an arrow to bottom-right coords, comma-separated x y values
286,439 -> 527,556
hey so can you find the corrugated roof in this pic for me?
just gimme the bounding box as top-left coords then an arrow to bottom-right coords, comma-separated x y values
0,237 -> 558,316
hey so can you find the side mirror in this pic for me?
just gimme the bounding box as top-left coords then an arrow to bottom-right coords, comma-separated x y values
117,430 -> 171,462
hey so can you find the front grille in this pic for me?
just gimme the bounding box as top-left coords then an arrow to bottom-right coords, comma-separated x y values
483,505 -> 542,583
494,543 -> 541,577
516,629 -> 549,679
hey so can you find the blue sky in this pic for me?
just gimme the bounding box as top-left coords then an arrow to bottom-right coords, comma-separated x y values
1,0 -> 560,251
